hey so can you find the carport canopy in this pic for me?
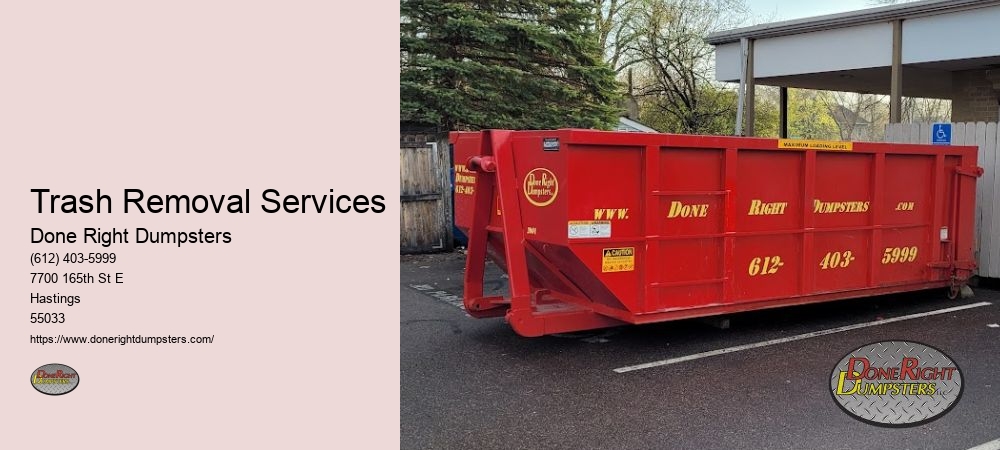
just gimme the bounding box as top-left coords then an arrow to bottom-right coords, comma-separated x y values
707,0 -> 1000,136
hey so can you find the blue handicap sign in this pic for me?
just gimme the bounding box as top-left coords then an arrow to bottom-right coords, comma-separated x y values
932,123 -> 951,145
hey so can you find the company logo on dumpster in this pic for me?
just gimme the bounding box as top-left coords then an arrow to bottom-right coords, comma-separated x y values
31,363 -> 80,395
523,168 -> 558,207
829,341 -> 962,427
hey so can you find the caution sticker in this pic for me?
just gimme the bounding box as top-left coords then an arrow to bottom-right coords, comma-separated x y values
602,247 -> 635,273
568,220 -> 611,239
778,139 -> 853,151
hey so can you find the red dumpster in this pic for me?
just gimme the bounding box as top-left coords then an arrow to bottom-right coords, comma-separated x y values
452,130 -> 982,337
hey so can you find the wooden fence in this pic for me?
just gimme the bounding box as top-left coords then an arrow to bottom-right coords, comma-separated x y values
885,122 -> 1000,278
400,140 -> 453,253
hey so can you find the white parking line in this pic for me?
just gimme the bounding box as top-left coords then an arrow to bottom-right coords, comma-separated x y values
613,301 -> 993,374
968,438 -> 1000,450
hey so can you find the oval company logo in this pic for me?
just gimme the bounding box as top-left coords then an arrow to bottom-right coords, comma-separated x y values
523,168 -> 558,207
830,341 -> 962,427
31,363 -> 80,395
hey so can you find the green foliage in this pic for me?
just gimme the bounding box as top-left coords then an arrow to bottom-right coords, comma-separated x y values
401,0 -> 620,130
749,86 -> 779,137
639,85 -> 738,135
788,89 -> 839,140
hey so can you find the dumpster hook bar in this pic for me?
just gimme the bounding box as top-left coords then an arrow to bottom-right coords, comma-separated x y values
466,156 -> 497,173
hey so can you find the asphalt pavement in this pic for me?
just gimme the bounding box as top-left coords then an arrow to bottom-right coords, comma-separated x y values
401,252 -> 1000,450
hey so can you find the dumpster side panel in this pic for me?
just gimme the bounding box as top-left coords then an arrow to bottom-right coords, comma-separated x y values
730,150 -> 805,304
455,130 -> 981,336
451,132 -> 481,233
653,147 -> 726,310
808,152 -> 875,292
564,144 -> 645,312
812,231 -> 871,292
882,154 -> 933,227
734,150 -> 805,233
511,134 -> 569,245
451,132 -> 510,270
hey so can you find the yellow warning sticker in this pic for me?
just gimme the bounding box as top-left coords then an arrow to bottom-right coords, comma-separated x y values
778,139 -> 853,151
602,247 -> 635,273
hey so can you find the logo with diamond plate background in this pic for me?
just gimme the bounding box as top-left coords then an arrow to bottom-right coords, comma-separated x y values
830,341 -> 962,427
31,363 -> 80,395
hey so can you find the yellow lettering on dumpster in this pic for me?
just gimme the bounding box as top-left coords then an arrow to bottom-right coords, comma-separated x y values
602,247 -> 635,273
748,256 -> 783,276
748,199 -> 788,216
813,199 -> 870,214
667,201 -> 708,218
454,164 -> 477,196
593,208 -> 629,220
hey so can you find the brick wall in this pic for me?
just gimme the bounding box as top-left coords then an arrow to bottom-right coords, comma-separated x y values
952,69 -> 1000,122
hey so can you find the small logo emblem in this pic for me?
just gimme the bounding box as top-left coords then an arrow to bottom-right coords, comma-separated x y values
830,341 -> 962,427
31,363 -> 80,395
523,168 -> 558,207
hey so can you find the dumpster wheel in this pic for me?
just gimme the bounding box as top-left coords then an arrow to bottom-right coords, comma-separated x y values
947,284 -> 975,300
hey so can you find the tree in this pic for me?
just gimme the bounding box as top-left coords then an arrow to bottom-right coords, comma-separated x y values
625,0 -> 751,134
866,100 -> 890,141
639,83 -> 736,134
823,91 -> 883,140
752,86 -> 780,137
593,0 -> 642,73
401,0 -> 620,131
788,89 -> 839,140
901,97 -> 951,123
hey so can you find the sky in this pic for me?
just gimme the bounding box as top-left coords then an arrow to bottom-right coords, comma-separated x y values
745,0 -> 884,22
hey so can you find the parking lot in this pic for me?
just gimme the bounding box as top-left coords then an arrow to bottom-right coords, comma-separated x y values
401,252 -> 1000,450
